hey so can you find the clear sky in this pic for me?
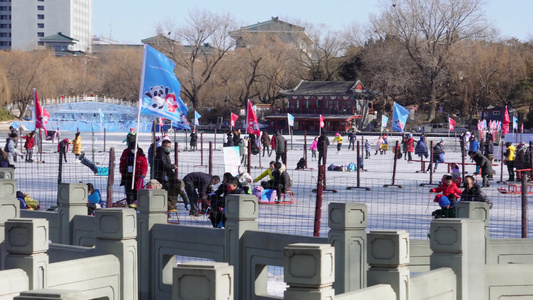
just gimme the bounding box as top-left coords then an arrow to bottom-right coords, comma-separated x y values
93,0 -> 533,44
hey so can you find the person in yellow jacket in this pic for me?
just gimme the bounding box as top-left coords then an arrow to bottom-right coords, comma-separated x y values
504,142 -> 516,181
254,161 -> 275,183
70,132 -> 82,160
333,132 -> 343,154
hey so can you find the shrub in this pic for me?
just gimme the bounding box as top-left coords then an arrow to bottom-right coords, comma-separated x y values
0,107 -> 13,121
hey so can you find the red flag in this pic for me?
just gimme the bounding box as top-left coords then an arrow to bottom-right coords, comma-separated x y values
319,115 -> 325,128
502,106 -> 510,135
521,124 -> 524,133
230,113 -> 239,127
246,100 -> 260,135
448,117 -> 456,131
34,88 -> 48,135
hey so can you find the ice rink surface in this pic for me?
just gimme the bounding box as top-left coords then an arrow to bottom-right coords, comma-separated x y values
6,130 -> 531,296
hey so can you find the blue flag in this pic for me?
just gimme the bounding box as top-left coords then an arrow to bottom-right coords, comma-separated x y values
392,102 -> 409,132
139,44 -> 190,130
194,111 -> 201,126
381,115 -> 388,128
513,116 -> 517,130
287,113 -> 294,127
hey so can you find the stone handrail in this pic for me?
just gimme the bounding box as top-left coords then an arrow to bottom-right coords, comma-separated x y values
48,244 -> 96,263
335,284 -> 396,300
47,254 -> 120,299
410,268 -> 456,299
0,269 -> 29,299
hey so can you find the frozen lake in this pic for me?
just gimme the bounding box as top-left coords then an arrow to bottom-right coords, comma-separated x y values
5,130 -> 531,297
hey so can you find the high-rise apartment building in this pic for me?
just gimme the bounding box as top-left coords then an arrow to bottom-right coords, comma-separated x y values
0,0 -> 92,52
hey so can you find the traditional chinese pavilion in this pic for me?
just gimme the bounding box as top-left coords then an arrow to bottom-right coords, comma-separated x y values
266,80 -> 376,133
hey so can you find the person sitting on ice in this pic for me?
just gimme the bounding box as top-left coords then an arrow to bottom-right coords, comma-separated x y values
254,161 -> 275,183
237,165 -> 252,194
87,183 -> 104,215
261,162 -> 291,201
430,175 -> 462,203
209,176 -> 244,228
431,195 -> 456,219
450,163 -> 462,186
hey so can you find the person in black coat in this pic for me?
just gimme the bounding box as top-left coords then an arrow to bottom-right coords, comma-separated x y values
233,129 -> 241,147
154,140 -> 177,189
460,175 -> 492,208
469,151 -> 492,188
274,131 -> 286,164
209,176 -> 244,228
483,136 -> 494,178
190,130 -> 198,151
182,172 -> 221,216
225,130 -> 234,147
261,162 -> 291,201
317,131 -> 330,166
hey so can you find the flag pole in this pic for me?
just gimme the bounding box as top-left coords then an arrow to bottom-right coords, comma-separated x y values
246,100 -> 249,135
131,44 -> 148,191
319,115 -> 321,137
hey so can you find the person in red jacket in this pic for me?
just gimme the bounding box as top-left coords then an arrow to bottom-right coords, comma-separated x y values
119,142 -> 148,206
430,175 -> 462,202
22,131 -> 36,162
406,133 -> 415,161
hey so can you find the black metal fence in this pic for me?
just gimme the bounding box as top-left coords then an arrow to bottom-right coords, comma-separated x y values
8,132 -> 532,240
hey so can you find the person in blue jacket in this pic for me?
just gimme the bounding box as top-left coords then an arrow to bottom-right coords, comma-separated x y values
87,183 -> 103,215
415,135 -> 428,158
469,137 -> 480,153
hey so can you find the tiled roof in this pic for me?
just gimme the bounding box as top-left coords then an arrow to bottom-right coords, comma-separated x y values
265,113 -> 358,120
39,32 -> 78,43
279,81 -> 365,96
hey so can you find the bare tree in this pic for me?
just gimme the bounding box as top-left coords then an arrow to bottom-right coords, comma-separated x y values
297,24 -> 346,81
447,39 -> 528,121
215,33 -> 304,109
370,0 -> 491,121
359,37 -> 420,111
0,49 -> 61,118
98,47 -> 143,101
160,10 -> 238,109
0,68 -> 10,107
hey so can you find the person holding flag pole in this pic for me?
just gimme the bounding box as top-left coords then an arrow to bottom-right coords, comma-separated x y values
190,112 -> 201,151
132,44 -> 190,192
381,115 -> 388,134
319,114 -> 325,136
34,88 -> 49,163
287,113 -> 294,150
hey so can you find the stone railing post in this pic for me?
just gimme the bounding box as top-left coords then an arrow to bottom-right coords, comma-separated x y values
430,219 -> 485,300
14,289 -> 85,300
0,179 -> 18,269
284,243 -> 335,299
4,218 -> 49,290
224,194 -> 258,297
137,189 -> 168,299
0,167 -> 15,179
328,202 -> 367,293
367,230 -> 410,300
57,183 -> 87,245
94,208 -> 138,300
456,201 -> 490,262
173,262 -> 234,300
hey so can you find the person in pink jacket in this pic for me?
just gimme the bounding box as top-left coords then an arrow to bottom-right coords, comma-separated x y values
310,137 -> 318,161
375,136 -> 384,155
